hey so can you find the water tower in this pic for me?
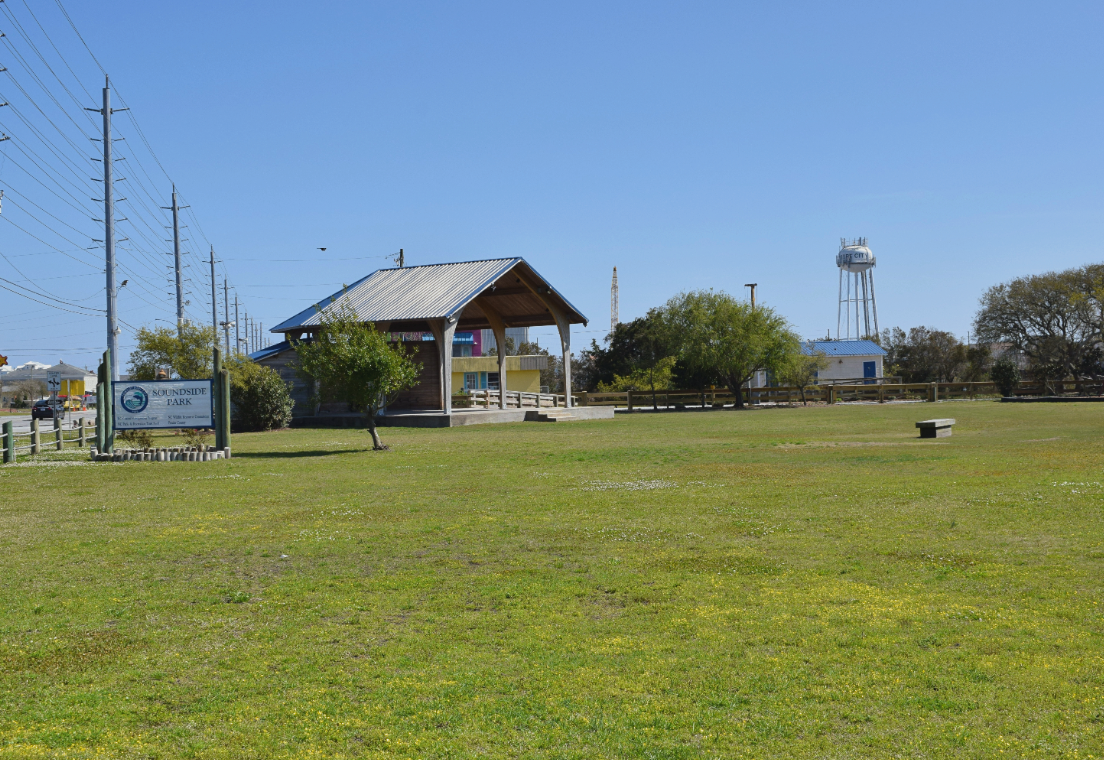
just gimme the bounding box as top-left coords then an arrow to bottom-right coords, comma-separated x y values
836,237 -> 879,340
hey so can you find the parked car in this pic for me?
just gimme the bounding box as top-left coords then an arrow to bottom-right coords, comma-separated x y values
30,398 -> 64,420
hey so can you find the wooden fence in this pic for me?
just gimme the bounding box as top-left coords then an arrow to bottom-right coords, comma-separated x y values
2,417 -> 90,464
573,380 -> 1104,409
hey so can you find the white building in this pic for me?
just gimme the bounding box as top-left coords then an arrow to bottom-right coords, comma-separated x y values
802,339 -> 886,383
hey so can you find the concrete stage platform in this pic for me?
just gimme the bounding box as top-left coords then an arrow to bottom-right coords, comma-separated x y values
290,406 -> 615,429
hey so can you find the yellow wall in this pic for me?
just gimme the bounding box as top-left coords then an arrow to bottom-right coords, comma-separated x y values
61,379 -> 86,408
451,356 -> 542,394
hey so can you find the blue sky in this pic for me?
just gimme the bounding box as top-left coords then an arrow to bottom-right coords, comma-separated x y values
2,1 -> 1103,368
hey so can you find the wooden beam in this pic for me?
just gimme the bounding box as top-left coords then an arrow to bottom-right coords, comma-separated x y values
474,298 -> 508,410
512,270 -> 573,408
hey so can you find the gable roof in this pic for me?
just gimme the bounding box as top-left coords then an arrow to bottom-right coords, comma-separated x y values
801,339 -> 886,357
46,361 -> 98,379
2,361 -> 95,382
270,258 -> 587,335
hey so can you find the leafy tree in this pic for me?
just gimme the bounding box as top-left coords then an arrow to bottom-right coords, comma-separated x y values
597,356 -> 677,407
128,322 -> 218,380
974,266 -> 1101,380
570,349 -> 600,395
292,307 -> 421,450
671,358 -> 720,408
581,310 -> 674,406
880,326 -> 966,382
1031,360 -> 1065,396
990,357 -> 1021,396
227,359 -> 294,431
778,350 -> 829,405
663,290 -> 800,408
962,343 -> 993,382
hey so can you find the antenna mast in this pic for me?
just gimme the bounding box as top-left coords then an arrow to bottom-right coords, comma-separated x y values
611,267 -> 619,335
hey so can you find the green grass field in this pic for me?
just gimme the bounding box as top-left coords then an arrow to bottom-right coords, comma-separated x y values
1,402 -> 1102,758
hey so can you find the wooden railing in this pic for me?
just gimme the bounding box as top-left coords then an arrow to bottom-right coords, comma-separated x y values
2,417 -> 90,464
452,389 -> 575,410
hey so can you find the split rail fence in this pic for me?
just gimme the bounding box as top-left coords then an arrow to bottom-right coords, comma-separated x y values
573,380 -> 1103,410
2,417 -> 90,464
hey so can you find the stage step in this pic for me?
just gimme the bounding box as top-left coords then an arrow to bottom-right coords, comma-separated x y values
531,409 -> 578,422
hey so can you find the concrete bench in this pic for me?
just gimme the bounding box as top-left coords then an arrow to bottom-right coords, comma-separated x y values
916,418 -> 955,438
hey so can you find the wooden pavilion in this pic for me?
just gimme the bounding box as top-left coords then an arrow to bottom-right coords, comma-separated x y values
264,258 -> 589,415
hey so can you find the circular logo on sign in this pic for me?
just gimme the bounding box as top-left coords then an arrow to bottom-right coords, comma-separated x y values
120,386 -> 149,413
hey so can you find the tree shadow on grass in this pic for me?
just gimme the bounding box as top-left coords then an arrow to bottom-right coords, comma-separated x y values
234,448 -> 372,459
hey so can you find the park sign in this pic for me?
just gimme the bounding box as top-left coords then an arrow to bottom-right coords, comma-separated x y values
112,379 -> 214,430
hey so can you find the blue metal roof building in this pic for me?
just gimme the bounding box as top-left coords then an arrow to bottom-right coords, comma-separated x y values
800,339 -> 886,357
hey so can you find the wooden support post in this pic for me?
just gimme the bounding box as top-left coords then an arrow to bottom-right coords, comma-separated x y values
220,368 -> 231,452
79,418 -> 86,448
31,419 -> 39,456
510,269 -> 573,408
102,349 -> 114,453
475,298 -> 509,411
929,383 -> 937,403
213,347 -> 223,451
54,416 -> 63,451
427,318 -> 458,414
2,420 -> 12,464
96,382 -> 104,453
627,389 -> 633,412
878,385 -> 885,403
827,386 -> 836,404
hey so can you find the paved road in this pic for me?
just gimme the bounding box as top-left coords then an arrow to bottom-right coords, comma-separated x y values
3,410 -> 97,434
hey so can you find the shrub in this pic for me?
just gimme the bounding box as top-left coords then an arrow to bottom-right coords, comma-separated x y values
229,361 -> 294,432
117,429 -> 153,448
182,428 -> 212,447
990,358 -> 1021,397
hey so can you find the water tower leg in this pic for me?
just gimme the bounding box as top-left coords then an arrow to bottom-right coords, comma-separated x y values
868,268 -> 880,337
837,268 -> 843,340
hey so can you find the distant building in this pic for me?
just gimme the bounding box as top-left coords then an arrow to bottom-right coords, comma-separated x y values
480,327 -> 529,356
801,339 -> 887,384
0,361 -> 95,406
453,355 -> 547,393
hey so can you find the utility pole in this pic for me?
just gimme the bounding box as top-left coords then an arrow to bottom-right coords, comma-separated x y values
209,246 -> 218,340
222,279 -> 231,353
87,78 -> 126,381
399,248 -> 404,268
259,322 -> 264,350
234,296 -> 240,354
170,187 -> 184,336
745,283 -> 757,310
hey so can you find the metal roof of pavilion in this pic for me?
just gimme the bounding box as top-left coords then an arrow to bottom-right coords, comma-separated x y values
801,339 -> 886,357
270,258 -> 588,335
